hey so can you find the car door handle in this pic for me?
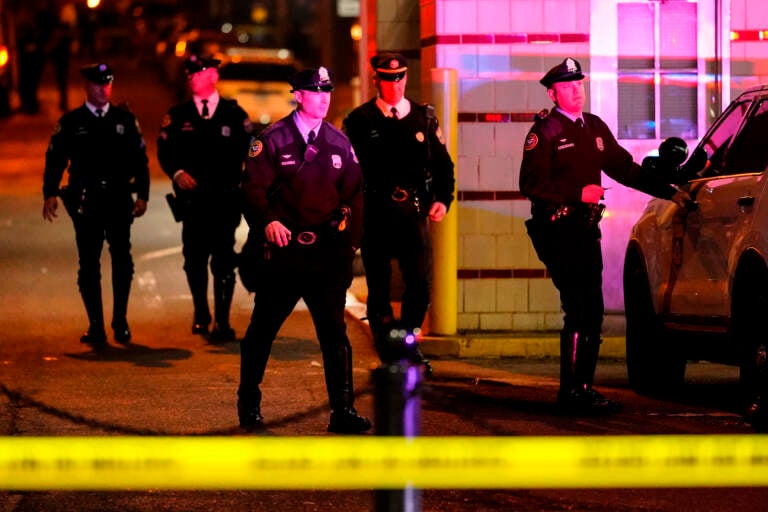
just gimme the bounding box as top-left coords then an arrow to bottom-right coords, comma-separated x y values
737,195 -> 755,207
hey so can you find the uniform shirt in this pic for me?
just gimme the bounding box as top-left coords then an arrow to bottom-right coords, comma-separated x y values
243,113 -> 363,248
43,103 -> 149,200
157,97 -> 252,193
343,98 -> 455,209
519,108 -> 677,206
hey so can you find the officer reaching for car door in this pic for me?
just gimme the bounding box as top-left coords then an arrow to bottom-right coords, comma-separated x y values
519,57 -> 691,414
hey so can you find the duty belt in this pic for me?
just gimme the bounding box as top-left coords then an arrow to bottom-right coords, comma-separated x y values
531,202 -> 606,225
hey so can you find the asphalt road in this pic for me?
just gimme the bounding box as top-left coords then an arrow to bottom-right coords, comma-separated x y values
1,56 -> 767,512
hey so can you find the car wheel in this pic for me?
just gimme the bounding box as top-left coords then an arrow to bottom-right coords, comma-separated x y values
624,251 -> 686,395
732,265 -> 768,407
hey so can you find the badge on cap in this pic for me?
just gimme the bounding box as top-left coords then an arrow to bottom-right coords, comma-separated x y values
389,59 -> 399,69
566,58 -> 578,73
318,67 -> 330,82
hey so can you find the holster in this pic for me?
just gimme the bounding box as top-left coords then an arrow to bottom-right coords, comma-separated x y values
59,185 -> 85,217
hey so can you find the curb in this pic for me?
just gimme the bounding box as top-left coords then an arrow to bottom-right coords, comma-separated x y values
344,291 -> 627,360
419,334 -> 626,359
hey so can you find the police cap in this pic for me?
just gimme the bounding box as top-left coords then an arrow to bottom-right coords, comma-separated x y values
184,54 -> 221,75
540,57 -> 585,88
290,66 -> 334,92
370,52 -> 407,82
80,63 -> 114,84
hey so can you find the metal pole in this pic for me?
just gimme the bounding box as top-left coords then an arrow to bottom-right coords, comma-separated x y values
373,359 -> 423,512
428,68 -> 458,335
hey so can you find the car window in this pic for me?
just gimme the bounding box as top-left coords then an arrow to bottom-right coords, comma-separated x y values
218,62 -> 297,82
697,99 -> 752,177
724,99 -> 768,174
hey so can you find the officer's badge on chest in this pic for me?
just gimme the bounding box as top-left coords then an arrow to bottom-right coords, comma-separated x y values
221,126 -> 231,137
116,124 -> 125,134
557,138 -> 575,151
331,154 -> 342,169
595,137 -> 604,151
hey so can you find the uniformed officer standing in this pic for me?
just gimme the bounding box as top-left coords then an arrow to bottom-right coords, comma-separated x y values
42,63 -> 150,346
238,66 -> 370,434
519,57 -> 690,413
157,54 -> 252,342
342,52 -> 455,371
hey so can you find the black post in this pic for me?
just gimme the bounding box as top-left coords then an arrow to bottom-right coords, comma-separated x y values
372,360 -> 423,512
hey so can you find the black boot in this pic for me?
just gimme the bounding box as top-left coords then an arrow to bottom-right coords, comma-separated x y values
237,388 -> 264,431
80,285 -> 107,346
210,274 -> 236,342
187,271 -> 210,335
325,345 -> 371,434
558,331 -> 621,414
111,273 -> 132,344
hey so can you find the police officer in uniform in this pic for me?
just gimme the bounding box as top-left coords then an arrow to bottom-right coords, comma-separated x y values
342,52 -> 455,371
238,67 -> 370,434
157,54 -> 252,342
42,63 -> 150,346
520,57 -> 691,413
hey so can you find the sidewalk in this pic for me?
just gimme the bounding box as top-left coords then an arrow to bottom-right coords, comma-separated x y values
346,277 -> 627,360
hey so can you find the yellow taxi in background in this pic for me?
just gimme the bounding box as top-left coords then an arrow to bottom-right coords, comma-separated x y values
214,47 -> 298,133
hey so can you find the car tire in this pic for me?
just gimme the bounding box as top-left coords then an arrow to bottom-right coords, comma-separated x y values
624,251 -> 686,395
732,264 -> 768,406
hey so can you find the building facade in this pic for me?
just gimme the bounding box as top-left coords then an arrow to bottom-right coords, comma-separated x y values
362,0 -> 767,333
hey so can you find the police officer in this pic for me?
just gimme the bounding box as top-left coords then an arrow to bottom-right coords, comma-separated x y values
519,57 -> 691,413
157,54 -> 252,342
42,63 -> 149,346
238,66 -> 370,434
343,52 -> 455,371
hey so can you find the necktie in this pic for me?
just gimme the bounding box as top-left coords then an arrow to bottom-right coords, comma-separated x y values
201,99 -> 209,119
391,107 -> 398,119
95,108 -> 103,118
575,117 -> 584,128
307,130 -> 316,144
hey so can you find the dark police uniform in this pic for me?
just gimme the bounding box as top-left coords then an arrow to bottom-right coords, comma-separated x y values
520,57 -> 681,413
238,67 -> 370,434
43,63 -> 149,345
343,53 -> 455,367
157,54 -> 252,342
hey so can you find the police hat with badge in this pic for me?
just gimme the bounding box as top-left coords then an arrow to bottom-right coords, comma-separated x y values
370,52 -> 407,82
80,63 -> 114,84
184,54 -> 221,75
540,57 -> 585,88
290,66 -> 335,92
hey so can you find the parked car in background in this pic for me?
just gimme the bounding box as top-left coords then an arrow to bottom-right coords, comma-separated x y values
215,46 -> 298,133
623,85 -> 768,419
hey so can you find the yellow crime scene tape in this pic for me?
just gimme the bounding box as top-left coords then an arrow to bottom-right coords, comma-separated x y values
1,435 -> 767,490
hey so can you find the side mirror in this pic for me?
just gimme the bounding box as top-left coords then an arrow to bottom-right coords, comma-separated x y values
641,137 -> 690,183
658,136 -> 689,167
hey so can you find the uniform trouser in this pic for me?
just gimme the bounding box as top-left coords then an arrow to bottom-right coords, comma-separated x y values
181,201 -> 240,323
525,215 -> 604,392
361,210 -> 432,335
238,242 -> 355,411
70,205 -> 135,330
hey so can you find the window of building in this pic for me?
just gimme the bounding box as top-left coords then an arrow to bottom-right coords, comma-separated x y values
617,0 -> 698,140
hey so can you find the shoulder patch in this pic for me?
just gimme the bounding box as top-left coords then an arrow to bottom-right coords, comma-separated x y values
534,109 -> 549,121
161,114 -> 171,128
524,132 -> 538,151
248,140 -> 263,158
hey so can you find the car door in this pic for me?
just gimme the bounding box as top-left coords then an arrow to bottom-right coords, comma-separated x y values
667,96 -> 768,320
